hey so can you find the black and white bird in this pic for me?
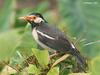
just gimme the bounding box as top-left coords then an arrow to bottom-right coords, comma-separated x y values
19,13 -> 87,72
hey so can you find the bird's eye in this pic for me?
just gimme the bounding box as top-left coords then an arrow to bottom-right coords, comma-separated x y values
33,16 -> 36,19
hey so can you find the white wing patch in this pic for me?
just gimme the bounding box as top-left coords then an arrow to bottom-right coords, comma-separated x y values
71,43 -> 75,49
37,30 -> 55,40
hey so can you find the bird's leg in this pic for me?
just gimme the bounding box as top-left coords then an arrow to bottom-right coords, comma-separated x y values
50,51 -> 59,59
51,54 -> 70,68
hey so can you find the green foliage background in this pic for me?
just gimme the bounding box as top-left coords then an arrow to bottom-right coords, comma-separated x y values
0,0 -> 100,75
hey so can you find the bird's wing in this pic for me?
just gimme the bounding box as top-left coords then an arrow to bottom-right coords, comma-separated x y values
37,23 -> 88,72
37,23 -> 73,53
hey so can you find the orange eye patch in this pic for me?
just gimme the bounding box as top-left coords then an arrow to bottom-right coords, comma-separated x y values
19,15 -> 37,21
25,16 -> 37,21
33,16 -> 36,19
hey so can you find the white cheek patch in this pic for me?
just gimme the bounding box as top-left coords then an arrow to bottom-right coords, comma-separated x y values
34,17 -> 44,23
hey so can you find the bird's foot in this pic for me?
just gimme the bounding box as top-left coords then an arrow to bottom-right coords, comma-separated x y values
49,51 -> 59,59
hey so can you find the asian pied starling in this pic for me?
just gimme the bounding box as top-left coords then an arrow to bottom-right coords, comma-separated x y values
19,13 -> 87,72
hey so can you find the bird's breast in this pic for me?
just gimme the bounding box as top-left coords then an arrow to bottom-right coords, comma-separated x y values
32,27 -> 38,41
32,28 -> 50,49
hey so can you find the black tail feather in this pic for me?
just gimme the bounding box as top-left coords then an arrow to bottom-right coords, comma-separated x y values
71,48 -> 88,72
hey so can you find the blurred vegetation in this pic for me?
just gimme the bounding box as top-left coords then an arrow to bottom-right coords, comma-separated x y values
0,0 -> 100,75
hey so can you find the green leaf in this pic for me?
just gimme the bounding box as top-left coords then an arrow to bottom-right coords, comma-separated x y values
32,48 -> 49,67
28,64 -> 41,74
47,67 -> 59,75
0,29 -> 21,60
9,24 -> 36,67
0,0 -> 16,31
91,57 -> 100,75
16,24 -> 37,56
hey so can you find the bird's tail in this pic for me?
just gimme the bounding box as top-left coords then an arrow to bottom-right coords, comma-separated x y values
71,48 -> 88,72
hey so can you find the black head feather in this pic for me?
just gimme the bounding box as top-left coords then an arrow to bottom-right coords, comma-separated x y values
29,12 -> 45,21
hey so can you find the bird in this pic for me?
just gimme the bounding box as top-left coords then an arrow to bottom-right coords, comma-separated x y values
19,12 -> 87,72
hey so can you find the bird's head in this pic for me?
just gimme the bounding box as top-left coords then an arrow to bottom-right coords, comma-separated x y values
19,13 -> 47,27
